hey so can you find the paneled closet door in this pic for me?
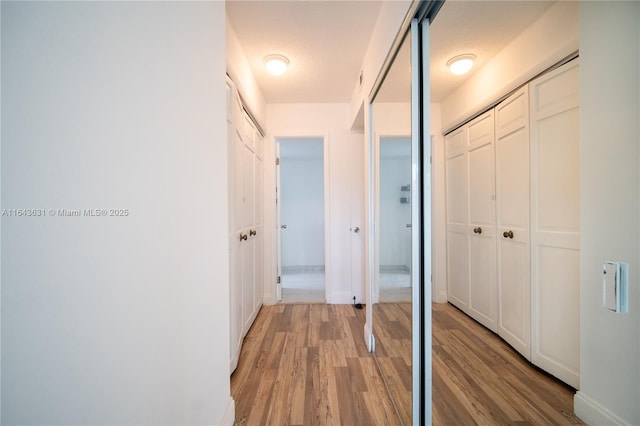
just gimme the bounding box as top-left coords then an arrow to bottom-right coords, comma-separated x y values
467,111 -> 497,332
228,82 -> 244,372
530,59 -> 580,388
445,127 -> 469,311
495,87 -> 531,359
242,125 -> 256,332
253,139 -> 264,312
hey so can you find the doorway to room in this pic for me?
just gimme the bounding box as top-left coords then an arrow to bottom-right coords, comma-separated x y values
276,137 -> 326,303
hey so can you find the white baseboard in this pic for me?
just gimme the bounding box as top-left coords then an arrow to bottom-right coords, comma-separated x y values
433,291 -> 448,303
574,391 -> 631,425
326,291 -> 353,304
219,397 -> 235,426
262,294 -> 277,305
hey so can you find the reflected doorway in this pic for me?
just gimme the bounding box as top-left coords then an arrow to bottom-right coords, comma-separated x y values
277,137 -> 326,303
379,136 -> 412,303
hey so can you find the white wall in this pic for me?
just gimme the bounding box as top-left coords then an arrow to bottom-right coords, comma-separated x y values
265,104 -> 364,304
574,2 -> 640,425
226,16 -> 267,130
440,1 -> 579,132
1,2 -> 233,424
279,140 -> 325,268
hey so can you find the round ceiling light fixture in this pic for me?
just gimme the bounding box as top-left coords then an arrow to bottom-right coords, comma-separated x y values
447,54 -> 476,75
263,54 -> 290,76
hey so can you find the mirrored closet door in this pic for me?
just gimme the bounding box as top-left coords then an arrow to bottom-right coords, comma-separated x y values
368,14 -> 432,425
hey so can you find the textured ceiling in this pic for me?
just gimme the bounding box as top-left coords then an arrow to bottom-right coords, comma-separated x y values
226,0 -> 383,104
227,0 -> 556,105
430,0 -> 555,102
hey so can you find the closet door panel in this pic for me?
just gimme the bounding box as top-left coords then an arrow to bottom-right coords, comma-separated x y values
242,146 -> 256,330
496,87 -> 531,359
496,129 -> 529,229
253,157 -> 264,311
498,238 -> 529,353
467,111 -> 497,331
445,127 -> 469,310
469,233 -> 496,330
535,245 -> 579,385
530,59 -> 580,387
447,229 -> 469,309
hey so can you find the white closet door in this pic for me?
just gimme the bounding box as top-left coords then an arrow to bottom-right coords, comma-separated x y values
253,150 -> 264,312
496,87 -> 531,359
242,138 -> 256,331
467,111 -> 497,332
530,59 -> 580,388
228,81 -> 244,373
445,127 -> 469,311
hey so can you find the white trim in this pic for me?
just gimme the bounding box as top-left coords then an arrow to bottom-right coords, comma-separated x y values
574,392 -> 632,426
219,397 -> 236,426
326,290 -> 352,305
410,18 -> 422,426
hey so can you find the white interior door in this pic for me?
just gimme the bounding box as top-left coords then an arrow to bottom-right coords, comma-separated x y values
496,87 -> 531,359
530,59 -> 580,388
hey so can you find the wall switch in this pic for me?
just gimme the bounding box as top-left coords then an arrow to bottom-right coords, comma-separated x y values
603,261 -> 629,313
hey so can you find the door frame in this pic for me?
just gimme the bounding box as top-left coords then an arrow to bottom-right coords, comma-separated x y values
274,134 -> 330,302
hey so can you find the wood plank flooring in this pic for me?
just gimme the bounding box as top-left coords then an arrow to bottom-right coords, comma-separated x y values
231,302 -> 585,425
231,304 -> 400,425
433,302 -> 584,425
371,303 -> 412,425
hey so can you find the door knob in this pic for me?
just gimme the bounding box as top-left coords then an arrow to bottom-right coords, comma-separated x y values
281,224 -> 287,229
406,223 -> 412,228
503,230 -> 514,239
250,229 -> 257,236
473,227 -> 482,234
353,226 -> 360,233
239,233 -> 248,241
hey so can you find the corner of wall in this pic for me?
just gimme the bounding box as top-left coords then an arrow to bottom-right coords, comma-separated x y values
219,397 -> 236,426
575,392 -> 632,426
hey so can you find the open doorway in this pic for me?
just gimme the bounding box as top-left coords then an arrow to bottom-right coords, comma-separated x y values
277,137 -> 326,303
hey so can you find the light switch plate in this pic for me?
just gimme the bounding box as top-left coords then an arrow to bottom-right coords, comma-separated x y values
603,261 -> 629,313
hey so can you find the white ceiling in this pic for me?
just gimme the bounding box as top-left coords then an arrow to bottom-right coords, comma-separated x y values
226,0 -> 383,104
226,0 -> 556,105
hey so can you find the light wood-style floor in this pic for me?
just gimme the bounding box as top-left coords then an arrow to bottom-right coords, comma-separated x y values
432,303 -> 584,425
231,304 -> 400,425
231,303 -> 584,425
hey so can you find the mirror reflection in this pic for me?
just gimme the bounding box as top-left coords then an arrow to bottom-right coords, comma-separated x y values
371,30 -> 412,424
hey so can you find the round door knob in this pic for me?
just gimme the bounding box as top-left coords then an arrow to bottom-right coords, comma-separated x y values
250,229 -> 257,236
503,230 -> 514,239
353,226 -> 360,233
239,233 -> 248,241
473,227 -> 482,234
281,224 -> 287,229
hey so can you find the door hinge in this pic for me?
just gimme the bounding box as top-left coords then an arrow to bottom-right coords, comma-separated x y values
277,276 -> 281,284
276,157 -> 280,165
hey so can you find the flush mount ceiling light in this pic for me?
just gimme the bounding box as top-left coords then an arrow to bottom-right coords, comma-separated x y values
263,54 -> 289,76
447,54 -> 476,76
